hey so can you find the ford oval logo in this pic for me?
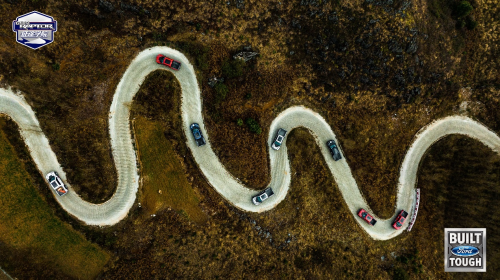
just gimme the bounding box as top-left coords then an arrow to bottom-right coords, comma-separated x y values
451,246 -> 479,257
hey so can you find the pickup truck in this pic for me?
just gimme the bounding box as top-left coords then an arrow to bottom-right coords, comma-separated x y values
271,128 -> 287,150
326,140 -> 342,161
392,210 -> 408,230
156,54 -> 181,70
45,171 -> 69,196
252,188 -> 274,205
190,123 -> 206,146
358,209 -> 377,226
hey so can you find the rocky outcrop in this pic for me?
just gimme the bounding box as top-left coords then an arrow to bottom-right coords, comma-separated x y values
233,52 -> 259,62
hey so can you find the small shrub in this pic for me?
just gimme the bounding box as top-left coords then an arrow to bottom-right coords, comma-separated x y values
246,118 -> 262,134
245,93 -> 252,99
222,59 -> 245,79
215,83 -> 228,102
52,63 -> 60,71
236,118 -> 243,126
454,1 -> 473,18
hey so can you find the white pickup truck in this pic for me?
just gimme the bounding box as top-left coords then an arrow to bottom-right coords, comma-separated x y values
252,187 -> 274,205
45,171 -> 69,196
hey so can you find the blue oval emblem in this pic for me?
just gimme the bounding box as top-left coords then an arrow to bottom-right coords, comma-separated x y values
451,246 -> 479,257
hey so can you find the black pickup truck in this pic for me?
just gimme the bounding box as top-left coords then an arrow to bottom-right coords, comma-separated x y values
326,140 -> 342,161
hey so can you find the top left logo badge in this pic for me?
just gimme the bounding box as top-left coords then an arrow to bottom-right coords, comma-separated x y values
12,11 -> 57,50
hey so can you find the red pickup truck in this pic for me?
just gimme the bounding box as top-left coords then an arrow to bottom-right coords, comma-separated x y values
358,209 -> 377,226
392,210 -> 408,230
156,54 -> 181,70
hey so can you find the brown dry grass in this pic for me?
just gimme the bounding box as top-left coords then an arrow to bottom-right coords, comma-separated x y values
134,116 -> 207,224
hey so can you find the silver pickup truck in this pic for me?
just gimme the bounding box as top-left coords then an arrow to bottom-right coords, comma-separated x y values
252,187 -> 274,205
271,128 -> 287,150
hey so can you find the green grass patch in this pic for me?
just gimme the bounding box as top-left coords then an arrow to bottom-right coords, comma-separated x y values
0,120 -> 109,280
134,116 -> 207,224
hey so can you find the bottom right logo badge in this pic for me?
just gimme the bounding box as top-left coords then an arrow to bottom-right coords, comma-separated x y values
445,228 -> 486,272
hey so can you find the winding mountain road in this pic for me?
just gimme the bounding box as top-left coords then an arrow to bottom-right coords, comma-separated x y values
1,46 -> 499,240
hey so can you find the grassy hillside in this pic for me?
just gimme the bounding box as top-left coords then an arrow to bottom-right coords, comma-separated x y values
0,118 -> 109,280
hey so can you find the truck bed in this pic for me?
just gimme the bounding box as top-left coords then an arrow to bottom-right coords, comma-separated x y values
171,61 -> 181,70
